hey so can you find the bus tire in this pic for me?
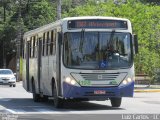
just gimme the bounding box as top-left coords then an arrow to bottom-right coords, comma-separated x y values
110,97 -> 122,107
32,81 -> 40,102
42,95 -> 48,102
53,84 -> 63,108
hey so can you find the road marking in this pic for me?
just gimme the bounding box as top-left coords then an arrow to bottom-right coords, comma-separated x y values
33,108 -> 59,114
134,89 -> 160,92
6,108 -> 34,114
5,108 -> 112,115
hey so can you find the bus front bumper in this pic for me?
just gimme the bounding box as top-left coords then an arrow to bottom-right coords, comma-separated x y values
62,82 -> 134,100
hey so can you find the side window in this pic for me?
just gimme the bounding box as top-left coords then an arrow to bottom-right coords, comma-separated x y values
29,38 -> 32,58
46,32 -> 50,56
35,36 -> 38,58
54,30 -> 56,55
50,30 -> 56,55
42,33 -> 46,56
50,30 -> 54,55
33,36 -> 36,58
51,30 -> 56,55
48,31 -> 51,55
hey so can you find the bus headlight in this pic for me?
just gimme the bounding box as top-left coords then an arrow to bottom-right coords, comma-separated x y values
121,77 -> 133,86
65,76 -> 79,86
65,77 -> 71,83
127,77 -> 132,82
70,80 -> 76,85
122,80 -> 128,85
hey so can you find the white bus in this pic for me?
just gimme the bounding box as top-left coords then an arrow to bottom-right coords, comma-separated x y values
22,16 -> 138,108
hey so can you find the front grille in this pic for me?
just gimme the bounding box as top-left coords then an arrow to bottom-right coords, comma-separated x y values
71,72 -> 127,86
81,73 -> 119,81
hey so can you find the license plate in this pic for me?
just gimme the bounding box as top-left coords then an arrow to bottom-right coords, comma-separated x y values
94,90 -> 106,95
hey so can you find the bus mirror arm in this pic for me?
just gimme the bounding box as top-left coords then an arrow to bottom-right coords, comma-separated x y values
133,34 -> 138,54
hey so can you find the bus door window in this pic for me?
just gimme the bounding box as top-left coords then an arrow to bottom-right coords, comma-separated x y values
64,33 -> 71,66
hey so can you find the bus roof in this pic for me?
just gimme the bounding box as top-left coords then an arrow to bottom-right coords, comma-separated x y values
23,16 -> 130,39
63,16 -> 130,21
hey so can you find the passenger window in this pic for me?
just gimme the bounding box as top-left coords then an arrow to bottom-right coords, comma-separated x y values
46,32 -> 49,56
53,30 -> 56,55
35,36 -> 38,57
33,36 -> 36,58
42,33 -> 46,56
50,31 -> 54,55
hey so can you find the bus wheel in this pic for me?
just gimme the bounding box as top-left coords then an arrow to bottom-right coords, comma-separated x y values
32,81 -> 40,102
53,84 -> 63,108
110,97 -> 122,107
42,95 -> 48,102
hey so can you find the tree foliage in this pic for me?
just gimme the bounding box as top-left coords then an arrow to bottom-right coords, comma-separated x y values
63,0 -> 160,82
0,0 -> 160,82
0,0 -> 55,67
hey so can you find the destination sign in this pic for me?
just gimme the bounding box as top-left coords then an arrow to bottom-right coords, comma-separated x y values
68,19 -> 128,29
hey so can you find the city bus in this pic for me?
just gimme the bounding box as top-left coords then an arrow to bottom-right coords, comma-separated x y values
22,16 -> 138,108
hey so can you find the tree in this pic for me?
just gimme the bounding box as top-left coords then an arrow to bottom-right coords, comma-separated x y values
63,0 -> 160,83
0,0 -> 56,68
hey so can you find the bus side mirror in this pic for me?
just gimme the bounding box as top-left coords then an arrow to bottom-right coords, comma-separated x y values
133,34 -> 138,54
58,32 -> 62,45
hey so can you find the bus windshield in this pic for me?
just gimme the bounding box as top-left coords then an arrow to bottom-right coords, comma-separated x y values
63,32 -> 132,69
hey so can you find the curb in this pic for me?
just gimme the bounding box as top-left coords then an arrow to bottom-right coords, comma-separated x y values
134,89 -> 160,92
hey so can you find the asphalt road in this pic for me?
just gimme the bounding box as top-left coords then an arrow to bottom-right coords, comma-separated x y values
0,82 -> 160,120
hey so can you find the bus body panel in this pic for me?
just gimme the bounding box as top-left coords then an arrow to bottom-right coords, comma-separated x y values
62,81 -> 134,100
22,16 -> 135,102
